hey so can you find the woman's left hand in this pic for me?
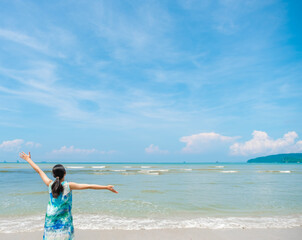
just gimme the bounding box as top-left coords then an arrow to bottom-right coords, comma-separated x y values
107,185 -> 118,194
19,152 -> 31,161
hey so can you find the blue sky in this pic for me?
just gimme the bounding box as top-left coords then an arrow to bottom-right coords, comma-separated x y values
0,0 -> 301,162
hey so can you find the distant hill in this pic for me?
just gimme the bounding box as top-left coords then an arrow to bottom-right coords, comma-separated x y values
247,153 -> 302,163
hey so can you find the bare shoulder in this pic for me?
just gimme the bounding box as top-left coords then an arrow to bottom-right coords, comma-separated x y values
68,182 -> 77,190
46,180 -> 53,187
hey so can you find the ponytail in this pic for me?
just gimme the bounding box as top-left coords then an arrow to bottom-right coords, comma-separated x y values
51,164 -> 66,198
51,176 -> 63,198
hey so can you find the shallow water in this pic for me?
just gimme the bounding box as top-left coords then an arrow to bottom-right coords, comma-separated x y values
0,162 -> 301,232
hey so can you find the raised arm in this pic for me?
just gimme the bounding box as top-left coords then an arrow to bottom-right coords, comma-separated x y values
19,152 -> 52,187
69,182 -> 118,193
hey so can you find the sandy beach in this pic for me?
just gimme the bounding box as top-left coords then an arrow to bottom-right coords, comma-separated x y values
0,228 -> 301,240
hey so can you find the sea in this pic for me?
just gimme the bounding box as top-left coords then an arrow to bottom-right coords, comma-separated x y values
0,162 -> 301,233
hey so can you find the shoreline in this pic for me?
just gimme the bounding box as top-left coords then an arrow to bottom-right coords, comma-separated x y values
0,228 -> 302,240
2,214 -> 302,232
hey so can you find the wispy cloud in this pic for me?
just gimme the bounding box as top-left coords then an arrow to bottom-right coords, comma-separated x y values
87,1 -> 175,63
0,61 -> 188,128
0,28 -> 49,53
0,28 -> 73,58
230,131 -> 302,156
180,132 -> 239,153
0,139 -> 41,151
52,146 -> 114,155
25,141 -> 42,148
1,0 -> 299,130
0,63 -> 101,123
145,144 -> 168,154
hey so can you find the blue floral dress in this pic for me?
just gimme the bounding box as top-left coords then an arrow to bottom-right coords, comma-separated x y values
43,181 -> 74,240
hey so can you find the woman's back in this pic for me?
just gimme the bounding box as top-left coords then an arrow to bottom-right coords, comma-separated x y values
43,181 -> 74,240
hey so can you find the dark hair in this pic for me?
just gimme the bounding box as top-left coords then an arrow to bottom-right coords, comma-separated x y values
51,164 -> 66,198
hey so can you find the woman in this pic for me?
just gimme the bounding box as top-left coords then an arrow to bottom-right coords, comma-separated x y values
19,152 -> 118,240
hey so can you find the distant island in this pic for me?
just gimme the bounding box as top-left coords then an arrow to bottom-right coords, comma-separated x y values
247,153 -> 302,163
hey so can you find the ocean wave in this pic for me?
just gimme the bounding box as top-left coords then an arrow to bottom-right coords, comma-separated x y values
87,168 -> 243,175
91,166 -> 106,169
10,191 -> 47,196
149,169 -> 169,172
138,170 -> 160,175
195,168 -> 221,171
137,169 -> 169,175
141,190 -> 165,194
258,170 -> 292,174
1,214 -> 301,233
66,166 -> 85,169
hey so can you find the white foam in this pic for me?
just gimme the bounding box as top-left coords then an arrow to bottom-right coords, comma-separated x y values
92,166 -> 106,169
123,166 -> 132,168
1,214 -> 302,233
141,166 -> 151,168
113,170 -> 126,172
220,170 -> 238,173
215,166 -> 224,168
149,169 -> 169,172
138,170 -> 159,175
0,215 -> 44,233
258,170 -> 292,174
182,169 -> 192,171
66,166 -> 84,169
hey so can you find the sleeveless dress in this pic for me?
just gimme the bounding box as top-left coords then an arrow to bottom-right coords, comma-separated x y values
43,181 -> 74,240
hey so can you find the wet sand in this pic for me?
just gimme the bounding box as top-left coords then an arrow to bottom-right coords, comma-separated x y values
0,228 -> 301,240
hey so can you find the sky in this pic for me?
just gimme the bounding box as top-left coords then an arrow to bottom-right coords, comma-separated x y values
0,0 -> 301,162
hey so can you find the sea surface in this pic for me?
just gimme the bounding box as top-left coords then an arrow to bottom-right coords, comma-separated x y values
0,162 -> 302,232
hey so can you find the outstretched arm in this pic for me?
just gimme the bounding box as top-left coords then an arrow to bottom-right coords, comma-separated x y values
69,182 -> 118,193
19,152 -> 52,187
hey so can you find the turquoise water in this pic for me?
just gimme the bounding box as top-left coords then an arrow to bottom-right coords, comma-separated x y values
0,162 -> 302,232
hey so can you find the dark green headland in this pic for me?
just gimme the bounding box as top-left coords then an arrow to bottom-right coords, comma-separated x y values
247,153 -> 302,163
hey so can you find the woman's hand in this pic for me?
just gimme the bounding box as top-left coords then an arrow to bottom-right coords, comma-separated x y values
19,152 -> 31,162
107,185 -> 118,193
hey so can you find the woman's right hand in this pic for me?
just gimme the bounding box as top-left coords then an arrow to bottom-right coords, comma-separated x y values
107,185 -> 118,193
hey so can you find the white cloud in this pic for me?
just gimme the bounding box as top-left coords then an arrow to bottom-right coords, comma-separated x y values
25,141 -> 42,148
230,130 -> 302,156
145,144 -> 168,154
52,146 -> 113,155
180,132 -> 239,153
0,139 -> 24,151
0,139 -> 41,151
